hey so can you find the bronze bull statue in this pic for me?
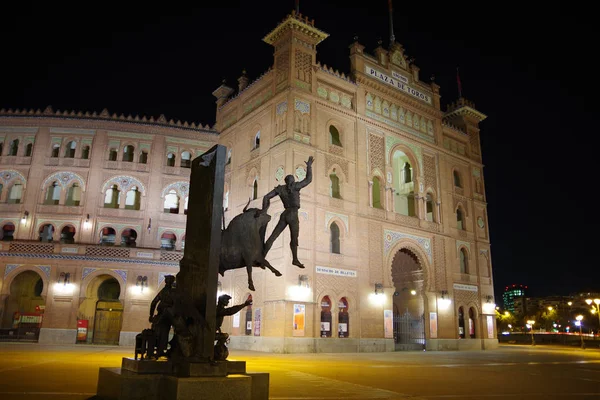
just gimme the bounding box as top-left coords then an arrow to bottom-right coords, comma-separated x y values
219,200 -> 282,291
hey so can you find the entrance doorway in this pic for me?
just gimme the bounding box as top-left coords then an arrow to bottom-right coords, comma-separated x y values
77,275 -> 123,345
0,270 -> 45,342
391,248 -> 426,350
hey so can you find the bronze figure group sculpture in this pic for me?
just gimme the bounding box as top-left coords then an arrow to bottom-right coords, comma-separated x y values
135,151 -> 314,363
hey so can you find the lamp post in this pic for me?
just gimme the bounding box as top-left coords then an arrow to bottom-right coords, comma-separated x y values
576,315 -> 584,349
526,320 -> 535,346
585,299 -> 600,332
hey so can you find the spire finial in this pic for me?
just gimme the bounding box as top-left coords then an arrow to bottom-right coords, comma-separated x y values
388,0 -> 396,45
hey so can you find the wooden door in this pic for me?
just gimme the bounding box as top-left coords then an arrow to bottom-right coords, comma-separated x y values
93,304 -> 122,345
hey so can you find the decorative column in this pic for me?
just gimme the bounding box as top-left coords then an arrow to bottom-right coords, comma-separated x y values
368,180 -> 373,207
389,187 -> 396,212
436,201 -> 442,224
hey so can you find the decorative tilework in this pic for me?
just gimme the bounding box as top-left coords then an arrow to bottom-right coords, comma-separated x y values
275,166 -> 285,183
113,269 -> 128,283
294,99 -> 310,114
108,131 -> 154,140
384,229 -> 432,262
161,181 -> 190,198
101,175 -> 146,194
42,171 -> 86,191
456,240 -> 471,253
295,166 -> 306,181
4,264 -> 20,276
325,212 -> 349,233
82,267 -> 97,280
0,170 -> 27,186
0,252 -> 179,267
37,265 -> 51,279
276,101 -> 288,116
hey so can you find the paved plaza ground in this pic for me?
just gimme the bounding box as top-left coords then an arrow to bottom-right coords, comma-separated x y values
0,343 -> 598,400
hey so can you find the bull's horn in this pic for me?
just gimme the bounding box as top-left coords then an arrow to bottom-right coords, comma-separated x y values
243,198 -> 251,212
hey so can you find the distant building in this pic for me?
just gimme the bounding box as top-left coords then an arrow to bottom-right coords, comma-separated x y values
503,284 -> 527,317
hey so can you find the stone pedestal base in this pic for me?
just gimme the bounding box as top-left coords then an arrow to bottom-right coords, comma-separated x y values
95,358 -> 268,400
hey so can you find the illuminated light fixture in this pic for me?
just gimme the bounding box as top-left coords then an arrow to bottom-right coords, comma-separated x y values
298,274 -> 309,289
84,214 -> 91,229
374,283 -> 384,295
410,289 -> 417,296
21,211 -> 29,224
136,275 -> 148,293
217,280 -> 224,299
55,272 -> 74,293
568,301 -> 573,306
58,272 -> 71,286
438,290 -> 451,309
547,306 -> 553,311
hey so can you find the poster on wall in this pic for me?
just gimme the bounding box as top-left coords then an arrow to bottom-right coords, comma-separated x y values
254,308 -> 261,336
232,312 -> 240,328
77,320 -> 88,342
487,315 -> 494,339
429,312 -> 438,339
293,304 -> 305,337
384,310 -> 393,339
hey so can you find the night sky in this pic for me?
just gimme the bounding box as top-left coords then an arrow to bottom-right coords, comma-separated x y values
2,2 -> 597,298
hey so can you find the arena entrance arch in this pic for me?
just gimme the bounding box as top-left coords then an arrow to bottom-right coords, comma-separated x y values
1,270 -> 45,341
77,274 -> 123,345
391,248 -> 426,350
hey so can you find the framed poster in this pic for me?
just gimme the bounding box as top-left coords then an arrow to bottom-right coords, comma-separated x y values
429,312 -> 438,339
77,319 -> 88,342
487,315 -> 494,339
232,312 -> 240,328
254,308 -> 261,336
293,304 -> 305,337
384,310 -> 393,339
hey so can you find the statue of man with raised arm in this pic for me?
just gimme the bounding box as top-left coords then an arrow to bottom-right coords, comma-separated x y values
262,156 -> 313,268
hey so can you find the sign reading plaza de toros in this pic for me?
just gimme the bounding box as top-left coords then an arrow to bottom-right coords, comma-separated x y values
365,65 -> 432,105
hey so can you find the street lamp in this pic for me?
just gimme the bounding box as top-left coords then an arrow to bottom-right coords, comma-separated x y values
526,320 -> 535,346
585,299 -> 600,330
576,315 -> 584,349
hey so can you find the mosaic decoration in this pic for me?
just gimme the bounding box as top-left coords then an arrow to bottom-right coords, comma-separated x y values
0,127 -> 38,133
101,175 -> 146,194
295,166 -> 306,181
112,269 -> 128,283
384,229 -> 432,262
108,131 -> 154,140
477,217 -> 485,229
166,136 -> 214,147
161,181 -> 190,198
0,252 -> 180,267
276,101 -> 288,116
0,170 -> 26,186
275,166 -> 285,183
325,211 -> 349,233
37,265 -> 51,279
294,99 -> 310,114
82,267 -> 97,280
456,240 -> 471,253
4,264 -> 20,276
473,168 -> 481,178
42,171 -> 86,191
49,127 -> 95,135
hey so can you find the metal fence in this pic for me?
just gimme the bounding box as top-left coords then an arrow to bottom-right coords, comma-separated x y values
393,312 -> 425,349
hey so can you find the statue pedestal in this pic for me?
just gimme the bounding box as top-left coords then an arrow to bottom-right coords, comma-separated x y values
94,358 -> 269,400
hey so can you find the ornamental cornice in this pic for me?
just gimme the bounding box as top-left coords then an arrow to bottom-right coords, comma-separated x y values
263,14 -> 329,45
444,106 -> 487,122
355,75 -> 443,118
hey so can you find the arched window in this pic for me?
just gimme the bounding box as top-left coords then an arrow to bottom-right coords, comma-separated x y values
100,227 -> 116,246
25,143 -> 33,157
8,139 -> 19,156
81,146 -> 90,160
121,228 -> 137,247
329,171 -> 341,199
7,183 -> 23,204
108,148 -> 118,161
181,151 -> 192,168
252,179 -> 258,200
122,145 -> 134,162
458,306 -> 466,339
44,181 -> 61,205
65,183 -> 81,206
468,307 -> 476,338
160,232 -> 176,251
125,186 -> 141,210
226,149 -> 232,165
104,185 -> 120,208
330,222 -> 340,254
403,162 -> 412,183
329,125 -> 342,146
39,224 -> 54,242
164,190 -> 179,214
457,207 -> 465,230
184,197 -> 188,215
320,296 -> 332,337
64,141 -> 76,158
253,131 -> 260,149
166,153 -> 175,167
245,294 -> 253,335
372,176 -> 382,209
453,170 -> 462,188
1,223 -> 16,241
460,248 -> 469,274
426,193 -> 435,222
139,151 -> 148,164
51,144 -> 60,158
338,297 -> 349,338
60,225 -> 76,244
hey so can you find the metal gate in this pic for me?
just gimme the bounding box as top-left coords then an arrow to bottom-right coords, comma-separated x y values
393,312 -> 425,351
93,307 -> 122,345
